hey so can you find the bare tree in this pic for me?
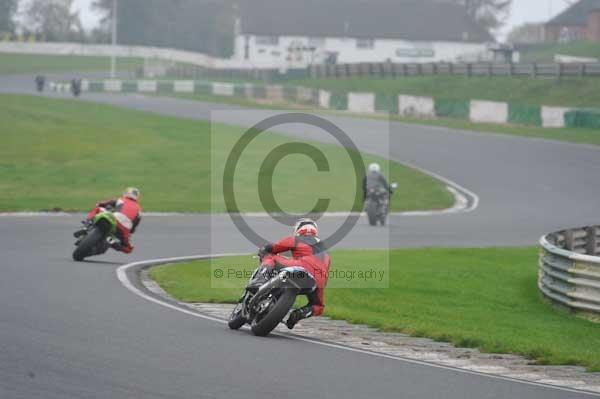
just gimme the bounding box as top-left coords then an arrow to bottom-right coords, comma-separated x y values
444,0 -> 512,33
507,23 -> 545,44
25,0 -> 84,41
0,0 -> 18,34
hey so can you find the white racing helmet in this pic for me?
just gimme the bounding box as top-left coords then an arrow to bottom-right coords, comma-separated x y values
368,163 -> 381,173
294,218 -> 318,237
124,187 -> 141,201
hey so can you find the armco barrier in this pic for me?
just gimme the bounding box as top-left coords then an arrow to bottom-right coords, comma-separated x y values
565,109 -> 600,129
434,98 -> 470,120
398,95 -> 435,118
138,80 -> 157,93
539,226 -> 600,321
212,82 -> 234,96
318,90 -> 331,109
508,103 -> 542,126
174,80 -> 194,93
348,92 -> 375,114
53,79 -> 597,130
541,106 -> 570,128
469,100 -> 509,124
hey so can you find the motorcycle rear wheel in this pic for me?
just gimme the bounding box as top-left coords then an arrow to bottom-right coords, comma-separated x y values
250,290 -> 296,337
366,201 -> 378,226
72,228 -> 104,261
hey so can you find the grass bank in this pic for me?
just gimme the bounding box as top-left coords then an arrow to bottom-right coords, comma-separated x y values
0,94 -> 452,212
0,53 -> 144,75
160,92 -> 600,147
150,248 -> 600,371
289,76 -> 600,109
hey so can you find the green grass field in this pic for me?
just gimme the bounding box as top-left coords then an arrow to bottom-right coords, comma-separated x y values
0,94 -> 452,212
150,248 -> 600,371
289,75 -> 600,109
0,53 -> 144,75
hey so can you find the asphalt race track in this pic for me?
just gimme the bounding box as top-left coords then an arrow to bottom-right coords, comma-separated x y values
1,74 -> 600,398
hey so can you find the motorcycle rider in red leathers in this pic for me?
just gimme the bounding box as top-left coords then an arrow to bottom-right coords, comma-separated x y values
79,187 -> 142,254
257,218 -> 331,329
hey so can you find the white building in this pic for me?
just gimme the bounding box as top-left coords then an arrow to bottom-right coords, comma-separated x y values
233,0 -> 495,69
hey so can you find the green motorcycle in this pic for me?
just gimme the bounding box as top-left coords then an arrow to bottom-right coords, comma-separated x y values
72,207 -> 121,261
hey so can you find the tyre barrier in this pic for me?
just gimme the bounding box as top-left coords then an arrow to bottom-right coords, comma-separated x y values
539,226 -> 600,321
47,79 -> 598,129
48,82 -> 72,93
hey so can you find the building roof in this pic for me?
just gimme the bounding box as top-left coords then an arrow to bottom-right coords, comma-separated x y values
237,0 -> 494,43
547,0 -> 600,26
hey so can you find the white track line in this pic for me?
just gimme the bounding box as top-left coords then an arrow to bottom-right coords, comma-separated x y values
116,255 -> 598,397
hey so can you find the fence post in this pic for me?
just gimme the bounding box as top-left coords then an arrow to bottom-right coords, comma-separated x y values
432,63 -> 438,75
587,226 -> 598,256
466,63 -> 472,77
487,63 -> 493,77
531,62 -> 537,78
379,62 -> 386,77
557,63 -> 563,79
509,62 -> 514,76
402,64 -> 408,76
581,63 -> 586,77
564,229 -> 574,251
449,63 -> 454,75
417,63 -> 423,76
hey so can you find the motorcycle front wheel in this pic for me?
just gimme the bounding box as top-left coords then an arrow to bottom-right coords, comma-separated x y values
228,303 -> 247,330
250,290 -> 296,337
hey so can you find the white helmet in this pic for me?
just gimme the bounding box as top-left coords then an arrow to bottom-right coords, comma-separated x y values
294,218 -> 318,237
368,163 -> 381,173
124,187 -> 140,201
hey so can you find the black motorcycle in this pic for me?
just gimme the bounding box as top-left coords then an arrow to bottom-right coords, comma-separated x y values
71,79 -> 82,97
35,75 -> 45,93
228,258 -> 316,336
365,183 -> 397,226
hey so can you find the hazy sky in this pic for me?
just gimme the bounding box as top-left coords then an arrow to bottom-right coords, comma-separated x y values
72,0 -> 572,40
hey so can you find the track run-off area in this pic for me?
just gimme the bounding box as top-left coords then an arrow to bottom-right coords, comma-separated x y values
2,73 -> 600,398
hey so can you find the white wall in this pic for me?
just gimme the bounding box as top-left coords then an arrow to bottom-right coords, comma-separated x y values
0,41 -> 263,69
235,34 -> 489,68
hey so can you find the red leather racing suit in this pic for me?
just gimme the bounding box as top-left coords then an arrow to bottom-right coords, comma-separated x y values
262,235 -> 330,316
87,197 -> 142,254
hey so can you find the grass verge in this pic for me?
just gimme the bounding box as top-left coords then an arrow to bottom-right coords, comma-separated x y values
160,92 -> 600,147
149,248 -> 600,372
519,41 -> 600,63
0,94 -> 452,212
288,76 -> 600,109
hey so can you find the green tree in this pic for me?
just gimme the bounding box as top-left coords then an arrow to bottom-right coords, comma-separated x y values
91,0 -> 234,56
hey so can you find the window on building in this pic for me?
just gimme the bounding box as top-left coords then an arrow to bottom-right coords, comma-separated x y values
255,36 -> 279,46
356,38 -> 375,49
